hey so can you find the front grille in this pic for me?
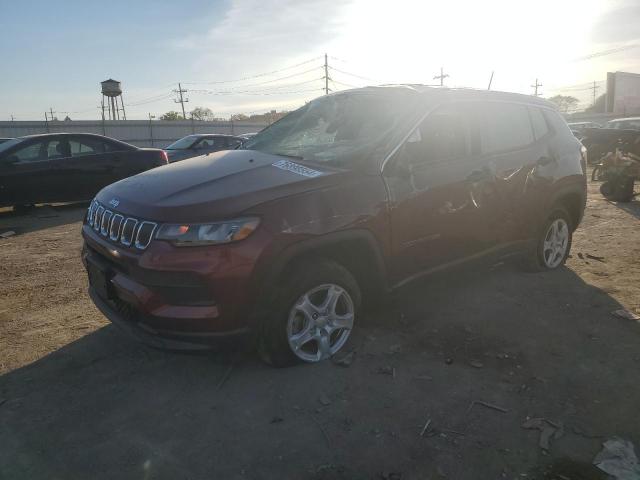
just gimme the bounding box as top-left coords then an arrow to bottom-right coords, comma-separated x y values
87,200 -> 157,250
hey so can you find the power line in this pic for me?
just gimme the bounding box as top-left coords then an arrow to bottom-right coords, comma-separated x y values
327,66 -> 381,83
182,56 -> 323,85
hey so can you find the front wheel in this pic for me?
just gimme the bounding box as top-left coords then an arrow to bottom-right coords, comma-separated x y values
258,259 -> 361,367
519,208 -> 573,272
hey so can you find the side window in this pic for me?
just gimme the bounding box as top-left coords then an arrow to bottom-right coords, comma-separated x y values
479,103 -> 534,153
45,139 -> 70,159
12,141 -> 46,162
69,137 -> 105,157
409,104 -> 468,164
529,107 -> 549,140
104,141 -> 126,152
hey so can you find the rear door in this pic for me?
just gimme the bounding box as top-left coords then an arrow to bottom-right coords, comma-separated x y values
472,102 -> 541,244
64,135 -> 116,198
384,102 -> 501,282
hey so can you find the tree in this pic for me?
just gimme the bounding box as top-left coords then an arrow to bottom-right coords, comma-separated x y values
547,95 -> 580,114
230,113 -> 249,122
190,107 -> 215,121
585,94 -> 606,113
159,111 -> 184,121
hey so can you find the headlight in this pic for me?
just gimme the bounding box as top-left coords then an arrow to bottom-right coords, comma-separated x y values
156,217 -> 260,246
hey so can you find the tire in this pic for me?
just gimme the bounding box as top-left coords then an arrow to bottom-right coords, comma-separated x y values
591,165 -> 604,182
258,258 -> 361,368
600,177 -> 634,202
519,207 -> 573,272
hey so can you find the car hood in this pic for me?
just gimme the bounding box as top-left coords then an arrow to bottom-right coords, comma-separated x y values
96,149 -> 345,222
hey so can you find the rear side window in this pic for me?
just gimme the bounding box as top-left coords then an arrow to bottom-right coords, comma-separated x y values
69,137 -> 106,157
12,142 -> 46,162
479,103 -> 533,153
529,107 -> 549,140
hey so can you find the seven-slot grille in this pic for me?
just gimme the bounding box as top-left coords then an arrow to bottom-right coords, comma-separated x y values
87,200 -> 157,250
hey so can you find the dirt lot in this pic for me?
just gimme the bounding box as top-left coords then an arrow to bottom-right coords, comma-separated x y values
1,179 -> 639,480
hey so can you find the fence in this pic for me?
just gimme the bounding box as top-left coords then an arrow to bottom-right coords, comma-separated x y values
0,120 -> 269,148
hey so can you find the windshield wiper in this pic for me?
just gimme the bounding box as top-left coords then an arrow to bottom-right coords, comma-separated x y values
273,152 -> 304,160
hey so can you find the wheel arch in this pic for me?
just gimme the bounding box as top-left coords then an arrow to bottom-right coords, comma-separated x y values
548,185 -> 586,231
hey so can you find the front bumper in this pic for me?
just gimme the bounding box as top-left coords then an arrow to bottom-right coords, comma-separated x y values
82,223 -> 263,347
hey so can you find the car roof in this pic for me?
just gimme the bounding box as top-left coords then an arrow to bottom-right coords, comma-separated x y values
16,132 -> 115,140
327,84 -> 558,110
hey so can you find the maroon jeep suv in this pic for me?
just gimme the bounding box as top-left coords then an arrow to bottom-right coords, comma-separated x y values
82,86 -> 586,366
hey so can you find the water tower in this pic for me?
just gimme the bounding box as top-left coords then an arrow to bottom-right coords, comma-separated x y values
101,79 -> 126,120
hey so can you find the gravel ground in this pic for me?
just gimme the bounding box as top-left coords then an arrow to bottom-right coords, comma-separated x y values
0,177 -> 639,480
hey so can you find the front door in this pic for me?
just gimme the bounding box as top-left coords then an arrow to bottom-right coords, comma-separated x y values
384,102 -> 500,284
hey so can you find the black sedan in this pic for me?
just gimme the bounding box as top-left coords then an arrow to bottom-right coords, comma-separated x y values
164,134 -> 244,162
0,133 -> 168,209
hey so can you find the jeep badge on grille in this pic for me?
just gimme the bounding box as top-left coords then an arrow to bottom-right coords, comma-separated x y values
109,198 -> 120,208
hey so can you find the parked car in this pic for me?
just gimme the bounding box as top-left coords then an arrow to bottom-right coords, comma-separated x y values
567,121 -> 600,138
0,133 -> 168,209
82,86 -> 586,366
605,117 -> 640,130
164,134 -> 244,162
0,138 -> 13,144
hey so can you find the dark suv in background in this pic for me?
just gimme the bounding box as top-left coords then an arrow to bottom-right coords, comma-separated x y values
82,86 -> 586,366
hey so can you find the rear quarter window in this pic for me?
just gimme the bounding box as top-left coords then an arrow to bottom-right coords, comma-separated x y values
543,109 -> 573,137
528,107 -> 550,140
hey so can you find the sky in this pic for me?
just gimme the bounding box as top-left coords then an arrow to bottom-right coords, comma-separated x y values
0,0 -> 639,120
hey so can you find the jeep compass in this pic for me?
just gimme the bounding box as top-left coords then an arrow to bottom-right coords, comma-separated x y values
82,86 -> 587,366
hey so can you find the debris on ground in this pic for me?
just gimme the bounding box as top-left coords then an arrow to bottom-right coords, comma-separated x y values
270,416 -> 284,424
318,394 -> 332,406
332,351 -> 355,367
469,360 -> 484,369
578,252 -> 585,259
593,437 -> 640,480
445,358 -> 453,365
468,400 -> 508,414
0,230 -> 16,238
521,418 -> 564,451
414,374 -> 433,381
586,254 -> 606,262
380,471 -> 403,480
419,418 -> 431,437
389,344 -> 402,354
612,309 -> 640,321
377,365 -> 395,376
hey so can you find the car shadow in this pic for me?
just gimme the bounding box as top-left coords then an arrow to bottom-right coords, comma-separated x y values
1,263 -> 639,480
0,202 -> 88,236
608,197 -> 640,220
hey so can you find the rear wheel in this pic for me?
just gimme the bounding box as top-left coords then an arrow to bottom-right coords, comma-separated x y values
519,208 -> 572,272
258,259 -> 360,367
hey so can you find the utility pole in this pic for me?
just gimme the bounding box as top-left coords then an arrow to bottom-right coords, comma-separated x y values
10,115 -> 14,122
148,113 -> 155,147
433,67 -> 449,87
487,71 -> 494,90
173,83 -> 189,119
49,107 -> 55,121
44,112 -> 50,133
591,80 -> 600,106
531,78 -> 542,97
323,53 -> 330,95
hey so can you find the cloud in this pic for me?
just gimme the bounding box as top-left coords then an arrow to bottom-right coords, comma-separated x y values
170,0 -> 352,78
590,0 -> 640,45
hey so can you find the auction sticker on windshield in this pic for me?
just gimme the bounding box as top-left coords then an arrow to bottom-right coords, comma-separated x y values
272,160 -> 323,178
